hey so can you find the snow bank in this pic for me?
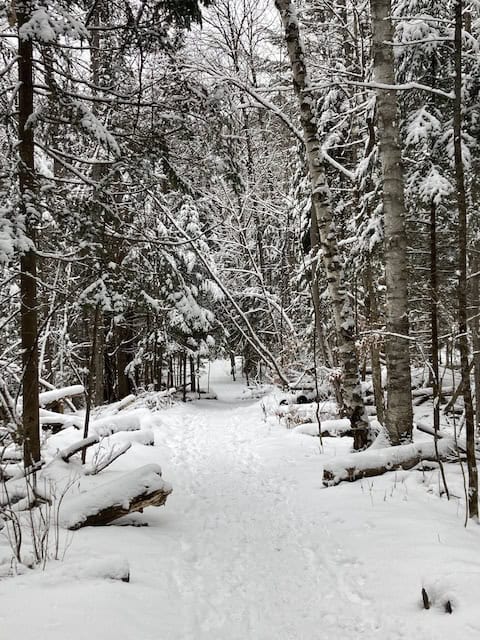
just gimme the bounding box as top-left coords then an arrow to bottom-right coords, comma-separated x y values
55,556 -> 131,582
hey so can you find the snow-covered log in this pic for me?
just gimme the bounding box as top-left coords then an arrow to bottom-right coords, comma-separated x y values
112,394 -> 136,411
411,386 -> 454,397
322,439 -> 456,486
89,412 -> 143,436
40,409 -> 83,430
415,422 -> 468,454
412,386 -> 454,406
39,385 -> 85,407
276,401 -> 339,427
94,395 -> 136,417
1,445 -> 22,462
40,409 -> 144,434
60,435 -> 100,462
59,464 -> 172,530
106,429 -> 155,447
293,418 -> 352,437
86,442 -> 132,475
0,461 -> 45,507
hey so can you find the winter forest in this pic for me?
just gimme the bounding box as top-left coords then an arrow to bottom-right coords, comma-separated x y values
2,0 -> 480,637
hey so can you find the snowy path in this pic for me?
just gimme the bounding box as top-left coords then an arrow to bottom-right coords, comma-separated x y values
2,362 -> 480,639
154,395 -> 375,638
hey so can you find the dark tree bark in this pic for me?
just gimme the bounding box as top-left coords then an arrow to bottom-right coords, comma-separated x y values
471,253 -> 480,430
430,199 -> 449,498
82,304 -> 101,464
18,1 -> 40,467
182,353 -> 187,402
364,260 -> 385,424
190,355 -> 196,392
454,0 -> 478,519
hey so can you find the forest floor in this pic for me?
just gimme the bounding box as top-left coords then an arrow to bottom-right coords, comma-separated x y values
2,361 -> 480,639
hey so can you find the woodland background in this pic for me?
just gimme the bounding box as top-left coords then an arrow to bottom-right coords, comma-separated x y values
2,0 -> 480,518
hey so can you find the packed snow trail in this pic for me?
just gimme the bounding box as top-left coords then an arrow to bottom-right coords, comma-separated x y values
2,361 -> 480,639
151,377 -> 377,639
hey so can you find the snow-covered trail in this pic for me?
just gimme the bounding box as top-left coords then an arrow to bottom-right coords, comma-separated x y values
152,381 -> 376,639
2,361 -> 480,639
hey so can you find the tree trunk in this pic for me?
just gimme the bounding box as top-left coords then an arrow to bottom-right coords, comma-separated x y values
310,205 -> 334,368
430,199 -> 449,498
471,253 -> 480,430
275,0 -> 369,449
182,353 -> 187,402
190,355 -> 196,392
157,345 -> 163,391
81,304 -> 101,464
370,0 -> 413,444
454,0 -> 478,519
85,2 -> 111,405
364,259 -> 385,424
93,309 -> 105,404
117,323 -> 133,399
18,1 -> 40,467
430,199 -> 440,438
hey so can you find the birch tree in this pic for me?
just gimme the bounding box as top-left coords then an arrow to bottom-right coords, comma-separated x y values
370,0 -> 413,444
275,0 -> 369,448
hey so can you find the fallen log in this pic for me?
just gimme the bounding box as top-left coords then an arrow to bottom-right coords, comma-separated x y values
59,464 -> 172,530
39,385 -> 85,408
322,439 -> 456,486
0,461 -> 46,507
276,401 -> 339,426
40,408 -> 143,434
411,386 -> 454,406
94,395 -> 136,418
60,435 -> 100,462
415,421 -> 468,454
40,378 -> 77,412
40,408 -> 83,431
411,386 -> 454,398
59,435 -> 133,471
293,418 -> 351,438
86,442 -> 132,475
0,446 -> 22,462
106,428 -> 155,447
89,411 -> 143,436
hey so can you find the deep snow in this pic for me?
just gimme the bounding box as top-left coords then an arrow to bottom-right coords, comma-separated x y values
1,360 -> 480,639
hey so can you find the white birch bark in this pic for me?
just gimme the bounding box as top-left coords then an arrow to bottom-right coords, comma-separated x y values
370,0 -> 413,444
275,0 -> 369,449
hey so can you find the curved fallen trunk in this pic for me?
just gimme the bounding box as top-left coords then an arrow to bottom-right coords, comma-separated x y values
323,439 -> 456,486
